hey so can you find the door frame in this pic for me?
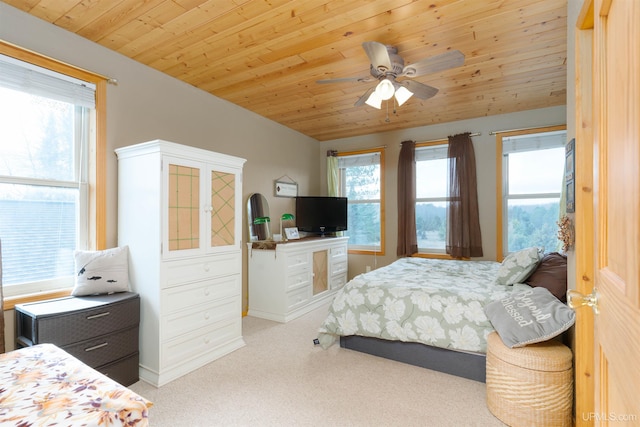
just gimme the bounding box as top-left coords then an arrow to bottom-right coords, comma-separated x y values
574,0 -> 596,424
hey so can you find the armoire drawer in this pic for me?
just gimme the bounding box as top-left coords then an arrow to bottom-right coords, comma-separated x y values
162,253 -> 240,289
161,318 -> 241,368
162,295 -> 239,340
161,275 -> 240,314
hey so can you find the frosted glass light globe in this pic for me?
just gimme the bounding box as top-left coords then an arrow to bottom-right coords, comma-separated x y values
375,79 -> 395,100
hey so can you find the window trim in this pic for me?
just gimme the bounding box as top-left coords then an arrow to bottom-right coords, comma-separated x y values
337,148 -> 385,256
0,40 -> 107,309
495,125 -> 567,261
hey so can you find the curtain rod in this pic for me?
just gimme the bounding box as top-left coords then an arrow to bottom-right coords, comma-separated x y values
488,125 -> 565,135
328,145 -> 387,156
417,132 -> 481,144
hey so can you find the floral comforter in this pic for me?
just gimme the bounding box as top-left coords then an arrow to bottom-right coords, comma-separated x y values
0,343 -> 152,426
318,257 -> 517,354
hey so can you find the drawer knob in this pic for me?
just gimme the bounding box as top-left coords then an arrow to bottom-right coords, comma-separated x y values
204,312 -> 210,320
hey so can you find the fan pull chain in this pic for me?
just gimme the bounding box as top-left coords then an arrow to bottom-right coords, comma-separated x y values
385,100 -> 390,122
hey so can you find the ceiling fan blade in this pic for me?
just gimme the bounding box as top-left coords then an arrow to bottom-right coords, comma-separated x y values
400,80 -> 439,100
362,41 -> 392,72
354,86 -> 377,107
316,76 -> 372,84
401,50 -> 465,77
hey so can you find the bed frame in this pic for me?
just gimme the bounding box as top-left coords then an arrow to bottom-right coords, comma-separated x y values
340,335 -> 486,382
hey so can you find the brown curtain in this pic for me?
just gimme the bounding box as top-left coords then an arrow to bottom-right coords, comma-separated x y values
0,238 -> 4,353
397,140 -> 418,256
447,133 -> 483,258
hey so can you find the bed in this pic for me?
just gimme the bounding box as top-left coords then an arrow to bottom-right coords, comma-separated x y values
317,252 -> 567,382
0,343 -> 152,426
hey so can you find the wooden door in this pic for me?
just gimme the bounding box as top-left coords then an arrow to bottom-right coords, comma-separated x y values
578,0 -> 640,423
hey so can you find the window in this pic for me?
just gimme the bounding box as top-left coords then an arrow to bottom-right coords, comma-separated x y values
415,142 -> 449,254
497,127 -> 567,258
337,149 -> 385,254
0,44 -> 106,301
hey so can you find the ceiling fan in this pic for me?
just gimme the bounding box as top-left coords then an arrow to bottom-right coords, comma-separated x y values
317,41 -> 465,109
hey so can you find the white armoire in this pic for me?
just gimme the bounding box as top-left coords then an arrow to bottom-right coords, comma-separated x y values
116,140 -> 246,387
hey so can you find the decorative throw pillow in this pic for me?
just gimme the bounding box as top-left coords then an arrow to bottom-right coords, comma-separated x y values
495,247 -> 541,285
525,252 -> 568,302
72,246 -> 130,296
485,286 -> 575,348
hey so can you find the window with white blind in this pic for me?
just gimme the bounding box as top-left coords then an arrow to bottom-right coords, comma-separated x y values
0,54 -> 96,297
337,149 -> 385,254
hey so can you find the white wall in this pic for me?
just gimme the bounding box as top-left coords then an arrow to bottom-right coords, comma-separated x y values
319,106 -> 567,278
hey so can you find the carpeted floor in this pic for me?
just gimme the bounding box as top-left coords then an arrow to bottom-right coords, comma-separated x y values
129,302 -> 505,426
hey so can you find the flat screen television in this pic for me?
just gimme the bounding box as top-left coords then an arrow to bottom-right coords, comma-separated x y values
295,196 -> 347,235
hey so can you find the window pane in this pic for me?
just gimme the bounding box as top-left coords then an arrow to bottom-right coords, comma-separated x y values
344,202 -> 380,246
416,201 -> 447,251
344,164 -> 380,200
507,198 -> 560,252
0,183 -> 77,286
508,147 -> 564,194
0,87 -> 76,181
416,158 -> 447,198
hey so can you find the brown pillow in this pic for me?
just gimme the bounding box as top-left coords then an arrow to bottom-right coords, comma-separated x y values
525,252 -> 567,302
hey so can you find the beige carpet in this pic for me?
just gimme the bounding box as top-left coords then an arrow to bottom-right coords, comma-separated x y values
129,302 -> 505,426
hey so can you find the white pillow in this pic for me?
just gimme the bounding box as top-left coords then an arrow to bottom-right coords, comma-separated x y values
495,247 -> 542,285
73,246 -> 130,296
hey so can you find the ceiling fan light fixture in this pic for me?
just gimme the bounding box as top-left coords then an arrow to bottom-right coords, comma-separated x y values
365,91 -> 383,109
375,78 -> 395,100
394,86 -> 413,106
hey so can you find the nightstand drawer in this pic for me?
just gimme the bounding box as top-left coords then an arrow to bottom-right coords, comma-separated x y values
63,326 -> 139,369
16,293 -> 140,347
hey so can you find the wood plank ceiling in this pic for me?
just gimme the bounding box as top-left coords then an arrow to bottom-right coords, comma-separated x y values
4,0 -> 568,141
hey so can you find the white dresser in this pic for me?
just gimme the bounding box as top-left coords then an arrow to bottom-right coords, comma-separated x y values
247,237 -> 348,322
116,140 -> 246,387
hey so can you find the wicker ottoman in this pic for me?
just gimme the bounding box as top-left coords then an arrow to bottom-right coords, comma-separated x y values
486,332 -> 573,427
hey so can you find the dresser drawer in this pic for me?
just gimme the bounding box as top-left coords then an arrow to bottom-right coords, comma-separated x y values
285,251 -> 310,273
286,286 -> 310,310
16,293 -> 140,347
330,244 -> 347,260
100,352 -> 140,387
161,318 -> 241,368
161,275 -> 240,314
330,273 -> 347,290
286,270 -> 311,291
162,253 -> 240,289
62,326 -> 139,369
162,295 -> 239,340
332,260 -> 348,276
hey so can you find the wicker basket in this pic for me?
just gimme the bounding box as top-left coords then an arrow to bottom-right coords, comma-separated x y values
486,332 -> 573,427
